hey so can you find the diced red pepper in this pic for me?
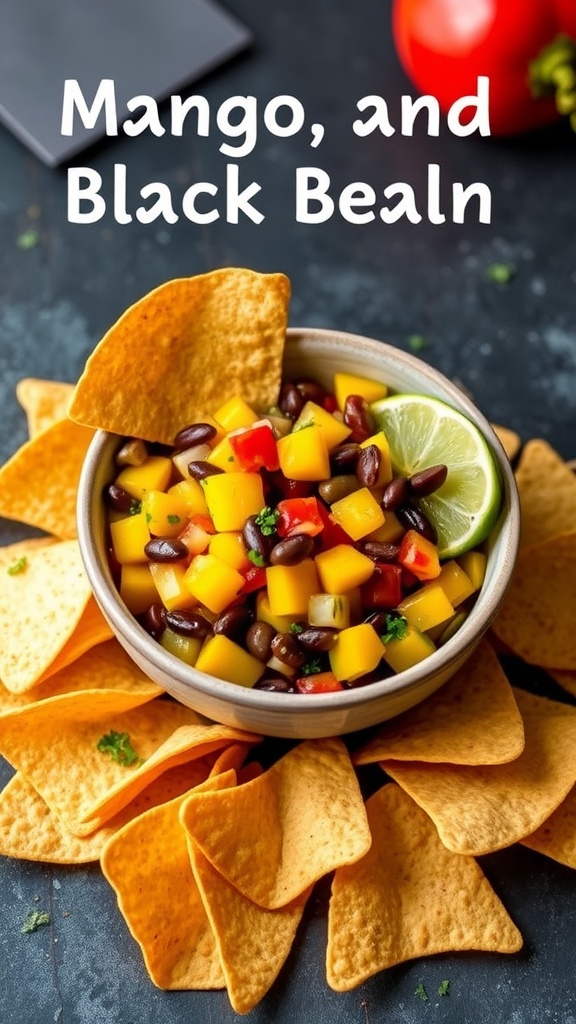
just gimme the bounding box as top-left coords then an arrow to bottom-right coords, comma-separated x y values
276,496 -> 324,538
241,565 -> 268,593
315,501 -> 352,550
361,563 -> 404,610
398,529 -> 441,581
228,420 -> 280,472
295,671 -> 344,693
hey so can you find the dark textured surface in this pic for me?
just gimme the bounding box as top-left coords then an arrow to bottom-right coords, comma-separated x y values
1,2 -> 576,1021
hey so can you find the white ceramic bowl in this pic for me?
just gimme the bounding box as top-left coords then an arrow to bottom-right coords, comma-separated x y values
77,327 -> 519,739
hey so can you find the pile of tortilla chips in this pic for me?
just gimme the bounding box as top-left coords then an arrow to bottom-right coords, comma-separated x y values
1,268 -> 576,1013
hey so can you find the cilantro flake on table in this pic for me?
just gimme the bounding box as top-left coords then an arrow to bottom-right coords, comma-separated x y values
407,333 -> 427,352
21,910 -> 50,934
97,730 -> 143,767
438,979 -> 451,997
17,228 -> 40,250
255,506 -> 279,536
486,261 -> 516,284
414,982 -> 429,1002
7,556 -> 27,575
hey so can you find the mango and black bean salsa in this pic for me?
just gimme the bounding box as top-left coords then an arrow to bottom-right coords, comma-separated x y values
104,371 -> 489,692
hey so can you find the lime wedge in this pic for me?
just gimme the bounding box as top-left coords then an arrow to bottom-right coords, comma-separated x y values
370,394 -> 502,559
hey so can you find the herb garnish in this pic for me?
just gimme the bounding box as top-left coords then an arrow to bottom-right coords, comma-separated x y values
301,657 -> 323,676
380,613 -> 409,644
408,333 -> 427,352
129,500 -> 141,516
21,910 -> 50,933
438,980 -> 450,997
414,982 -> 429,1002
7,556 -> 27,575
486,261 -> 516,284
290,622 -> 304,634
166,514 -> 181,525
247,549 -> 265,567
97,730 -> 143,767
293,418 -> 314,432
254,507 -> 279,536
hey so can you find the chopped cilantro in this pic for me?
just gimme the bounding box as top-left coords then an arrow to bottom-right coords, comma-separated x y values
254,506 -> 279,536
247,549 -> 265,567
17,228 -> 40,250
166,514 -> 181,525
290,622 -> 304,634
301,657 -> 323,676
97,730 -> 142,767
486,261 -> 516,284
380,613 -> 409,644
227,455 -> 235,462
129,499 -> 141,516
438,980 -> 450,997
145,512 -> 152,523
22,910 -> 50,934
414,982 -> 429,1002
293,418 -> 314,432
7,556 -> 27,575
407,333 -> 427,352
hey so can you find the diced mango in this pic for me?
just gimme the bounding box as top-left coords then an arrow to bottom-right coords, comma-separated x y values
333,372 -> 388,411
365,510 -> 404,544
160,628 -> 203,666
276,424 -> 330,481
184,553 -> 244,614
292,401 -> 351,450
110,512 -> 150,564
195,634 -> 264,687
382,626 -> 436,673
315,544 -> 374,593
397,584 -> 455,632
149,562 -> 197,612
206,434 -> 239,472
202,472 -> 265,532
168,478 -> 209,518
329,487 -> 385,541
434,560 -> 476,606
329,623 -> 385,681
266,559 -> 320,617
360,432 -> 393,487
115,455 -> 173,500
308,593 -> 351,630
141,490 -> 189,538
255,591 -> 298,633
119,564 -> 158,615
457,550 -> 487,591
209,532 -> 251,572
214,396 -> 259,431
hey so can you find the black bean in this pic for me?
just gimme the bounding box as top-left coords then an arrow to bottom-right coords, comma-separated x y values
330,443 -> 361,473
164,609 -> 213,639
144,538 -> 189,562
270,632 -> 306,668
359,541 -> 400,563
253,676 -> 296,693
142,603 -> 166,640
279,382 -> 305,420
104,482 -> 139,513
295,627 -> 338,652
343,395 -> 375,443
409,463 -> 448,497
318,474 -> 359,504
187,460 -> 223,481
364,610 -> 389,633
270,535 -> 314,566
173,422 -> 217,450
213,605 -> 253,642
396,502 -> 438,544
356,444 -> 381,488
242,515 -> 274,562
294,378 -> 329,405
115,438 -> 148,467
380,476 -> 410,510
246,621 -> 276,661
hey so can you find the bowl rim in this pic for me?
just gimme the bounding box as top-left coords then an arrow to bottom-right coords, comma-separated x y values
77,326 -> 520,716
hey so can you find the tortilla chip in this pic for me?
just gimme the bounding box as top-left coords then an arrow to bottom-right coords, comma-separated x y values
68,269 -> 290,445
0,417 -> 94,539
515,439 -> 576,549
179,737 -> 371,909
187,829 -> 309,1014
353,639 -> 524,766
0,694 -> 259,836
382,689 -> 576,855
491,531 -> 576,670
547,668 -> 576,698
492,424 -> 521,462
34,597 -> 113,685
326,783 -> 522,991
101,773 -> 236,989
0,538 -> 95,693
0,760 -> 212,864
521,782 -> 576,868
15,378 -> 74,437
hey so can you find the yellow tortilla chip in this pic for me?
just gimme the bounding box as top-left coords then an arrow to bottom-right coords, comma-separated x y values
186,827 -> 310,1014
353,639 -> 524,766
15,378 -> 74,437
0,694 -> 258,836
0,538 -> 95,693
179,737 -> 371,909
34,596 -> 113,685
101,773 -> 236,989
326,783 -> 522,991
491,531 -> 576,670
515,438 -> 576,549
68,268 -> 290,445
521,783 -> 576,869
0,417 -> 94,539
382,689 -> 576,855
548,668 -> 576,698
492,423 -> 521,462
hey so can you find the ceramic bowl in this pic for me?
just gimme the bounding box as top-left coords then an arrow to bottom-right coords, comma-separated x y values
76,327 -> 519,739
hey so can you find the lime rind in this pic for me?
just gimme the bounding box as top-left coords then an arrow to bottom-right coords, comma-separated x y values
369,394 -> 502,559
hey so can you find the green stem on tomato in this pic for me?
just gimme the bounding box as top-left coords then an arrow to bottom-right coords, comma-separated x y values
529,34 -> 576,129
